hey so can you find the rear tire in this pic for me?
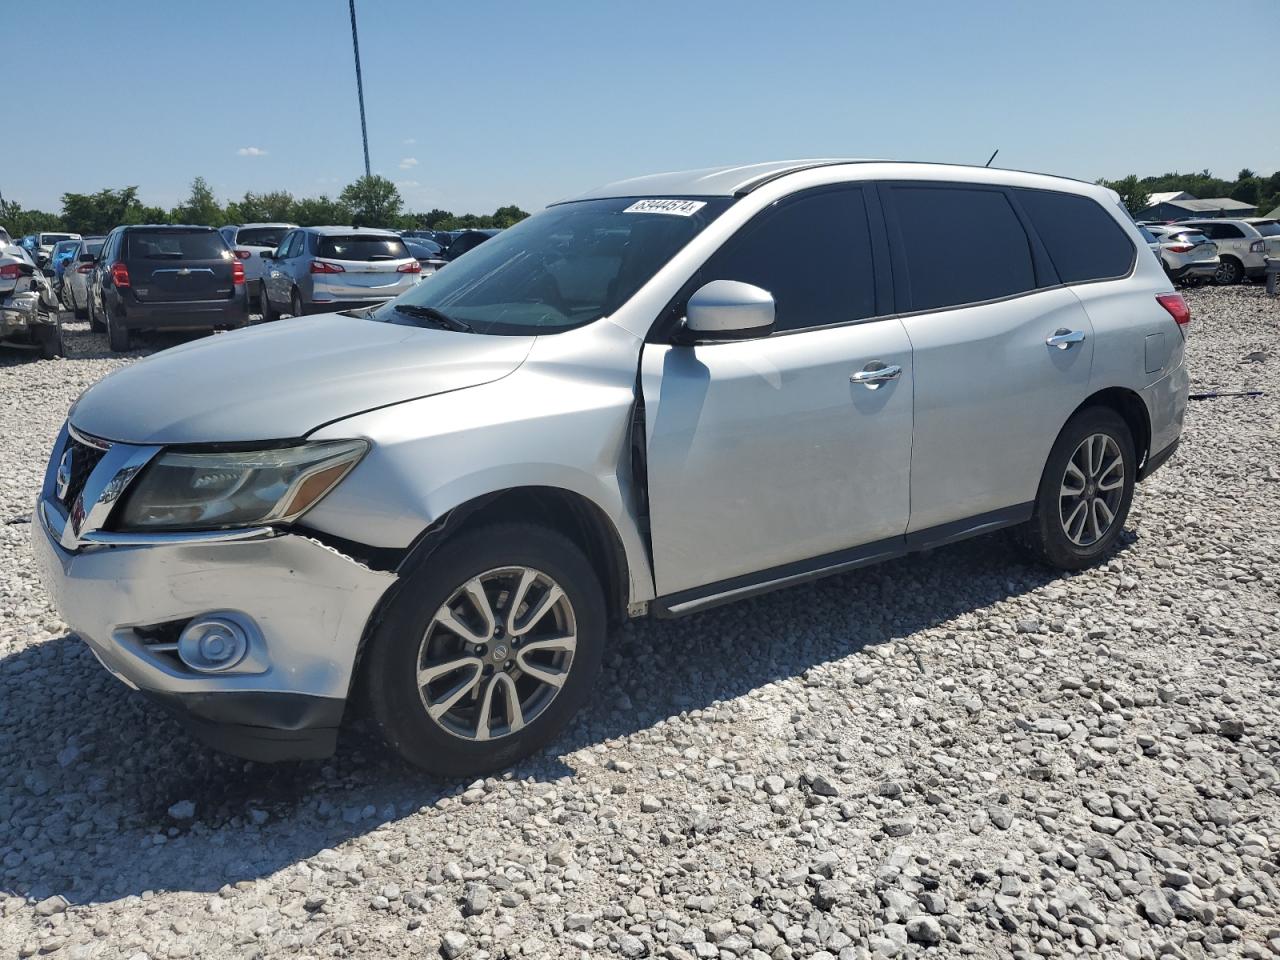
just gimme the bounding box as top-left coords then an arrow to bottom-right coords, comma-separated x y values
362,522 -> 606,776
36,315 -> 64,359
1213,257 -> 1243,286
106,309 -> 130,352
1014,406 -> 1135,570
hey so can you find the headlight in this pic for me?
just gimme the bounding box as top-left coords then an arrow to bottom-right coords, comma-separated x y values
116,440 -> 367,531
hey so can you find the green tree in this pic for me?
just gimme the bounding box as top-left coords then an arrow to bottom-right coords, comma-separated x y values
490,204 -> 530,228
226,190 -> 296,224
171,176 -> 223,225
338,175 -> 402,227
0,198 -> 63,238
1098,175 -> 1149,215
60,187 -> 142,235
291,195 -> 350,226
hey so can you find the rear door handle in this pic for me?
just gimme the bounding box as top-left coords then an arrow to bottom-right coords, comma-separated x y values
850,362 -> 902,388
1046,328 -> 1086,350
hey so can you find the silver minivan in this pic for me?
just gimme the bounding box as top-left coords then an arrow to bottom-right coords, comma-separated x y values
33,161 -> 1189,775
259,225 -> 420,318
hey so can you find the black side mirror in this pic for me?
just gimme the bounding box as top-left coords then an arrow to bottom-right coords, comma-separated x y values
79,252 -> 96,263
260,251 -> 274,260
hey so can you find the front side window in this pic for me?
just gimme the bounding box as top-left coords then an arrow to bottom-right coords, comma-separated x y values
889,185 -> 1035,311
370,196 -> 732,336
690,186 -> 877,332
1017,189 -> 1135,283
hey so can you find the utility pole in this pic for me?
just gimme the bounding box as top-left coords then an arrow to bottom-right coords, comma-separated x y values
348,0 -> 371,178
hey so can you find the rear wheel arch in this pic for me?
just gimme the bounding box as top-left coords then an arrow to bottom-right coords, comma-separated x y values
1071,387 -> 1150,468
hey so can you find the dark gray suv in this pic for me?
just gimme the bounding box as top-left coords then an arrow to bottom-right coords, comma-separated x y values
88,225 -> 249,351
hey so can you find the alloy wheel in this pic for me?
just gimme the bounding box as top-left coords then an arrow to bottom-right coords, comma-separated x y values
416,566 -> 576,741
1058,433 -> 1124,546
1214,260 -> 1240,285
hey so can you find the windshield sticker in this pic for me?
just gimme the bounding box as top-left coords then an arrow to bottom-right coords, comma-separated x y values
623,199 -> 707,216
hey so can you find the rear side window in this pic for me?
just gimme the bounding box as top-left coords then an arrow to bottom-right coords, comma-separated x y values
236,226 -> 291,248
318,235 -> 409,261
1196,222 -> 1244,240
1252,220 -> 1280,237
126,231 -> 228,260
888,185 -> 1035,311
694,185 -> 877,332
1016,189 -> 1135,283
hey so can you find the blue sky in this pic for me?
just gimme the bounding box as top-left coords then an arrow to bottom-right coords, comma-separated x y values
9,0 -> 1278,216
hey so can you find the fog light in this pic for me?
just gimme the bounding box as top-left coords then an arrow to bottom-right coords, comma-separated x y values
178,615 -> 250,673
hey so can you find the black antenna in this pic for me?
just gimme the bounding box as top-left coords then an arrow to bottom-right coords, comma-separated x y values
984,149 -> 999,168
348,0 -> 371,178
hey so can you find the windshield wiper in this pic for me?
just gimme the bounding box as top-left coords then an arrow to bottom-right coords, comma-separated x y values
392,303 -> 473,332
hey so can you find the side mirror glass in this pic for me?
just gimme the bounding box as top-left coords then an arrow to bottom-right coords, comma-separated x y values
682,280 -> 775,342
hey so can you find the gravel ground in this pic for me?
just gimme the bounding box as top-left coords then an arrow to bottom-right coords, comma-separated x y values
1,288 -> 1278,960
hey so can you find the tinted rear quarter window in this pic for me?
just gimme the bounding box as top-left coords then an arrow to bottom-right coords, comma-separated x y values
318,236 -> 408,261
126,231 -> 228,260
1016,189 -> 1135,283
1251,221 -> 1280,237
889,185 -> 1035,311
694,185 -> 877,332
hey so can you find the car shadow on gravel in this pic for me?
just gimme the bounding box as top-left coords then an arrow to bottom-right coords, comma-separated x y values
0,530 -> 1103,905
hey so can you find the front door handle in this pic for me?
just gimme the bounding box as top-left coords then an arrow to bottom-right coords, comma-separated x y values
1046,328 -> 1086,350
850,362 -> 902,389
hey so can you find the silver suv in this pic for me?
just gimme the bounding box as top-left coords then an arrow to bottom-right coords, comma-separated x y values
32,161 -> 1189,775
259,226 -> 420,319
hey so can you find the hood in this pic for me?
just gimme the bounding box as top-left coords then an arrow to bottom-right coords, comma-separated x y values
71,313 -> 534,444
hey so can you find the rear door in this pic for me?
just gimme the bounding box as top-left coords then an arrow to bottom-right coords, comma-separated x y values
883,182 -> 1098,533
126,229 -> 234,303
265,230 -> 301,304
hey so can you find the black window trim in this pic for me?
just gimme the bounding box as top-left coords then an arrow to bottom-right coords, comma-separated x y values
649,181 -> 896,344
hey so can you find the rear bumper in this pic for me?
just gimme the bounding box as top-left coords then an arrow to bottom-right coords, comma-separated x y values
1138,437 -> 1179,482
1168,262 -> 1217,280
119,294 -> 248,330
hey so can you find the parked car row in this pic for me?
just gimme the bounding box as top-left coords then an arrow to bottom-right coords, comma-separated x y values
1137,217 -> 1280,285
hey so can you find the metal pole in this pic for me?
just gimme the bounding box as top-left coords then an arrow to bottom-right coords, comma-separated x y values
348,0 -> 371,179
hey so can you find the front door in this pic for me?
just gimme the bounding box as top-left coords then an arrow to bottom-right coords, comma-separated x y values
642,184 -> 914,599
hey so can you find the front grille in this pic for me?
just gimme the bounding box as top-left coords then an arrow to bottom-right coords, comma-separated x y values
61,433 -> 109,508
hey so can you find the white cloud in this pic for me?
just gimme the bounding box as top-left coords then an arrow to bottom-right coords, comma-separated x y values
398,157 -> 419,170
237,146 -> 268,157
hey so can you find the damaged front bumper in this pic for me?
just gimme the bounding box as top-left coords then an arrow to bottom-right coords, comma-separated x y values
31,424 -> 397,761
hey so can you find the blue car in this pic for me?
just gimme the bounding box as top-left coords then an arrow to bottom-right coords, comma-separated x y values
50,239 -> 82,284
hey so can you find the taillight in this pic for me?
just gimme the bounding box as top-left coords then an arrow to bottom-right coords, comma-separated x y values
1166,244 -> 1193,253
1156,293 -> 1190,331
233,249 -> 252,260
397,261 -> 422,274
110,262 -> 130,287
231,259 -> 245,285
1249,240 -> 1265,254
0,263 -> 21,280
310,260 -> 345,274
76,263 -> 95,274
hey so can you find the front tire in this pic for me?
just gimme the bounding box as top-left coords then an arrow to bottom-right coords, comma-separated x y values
1213,257 -> 1243,286
362,522 -> 606,776
290,288 -> 305,318
1015,407 -> 1135,570
260,285 -> 277,322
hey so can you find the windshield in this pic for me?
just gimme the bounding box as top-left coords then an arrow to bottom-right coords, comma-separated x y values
370,196 -> 732,335
40,234 -> 74,245
1252,220 -> 1280,237
53,241 -> 80,256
